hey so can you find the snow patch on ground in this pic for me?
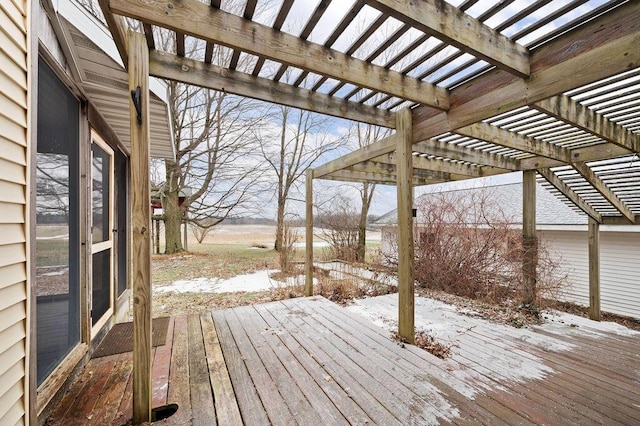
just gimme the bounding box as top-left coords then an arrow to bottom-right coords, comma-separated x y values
347,294 -> 576,398
314,261 -> 398,286
154,270 -> 287,294
540,310 -> 640,338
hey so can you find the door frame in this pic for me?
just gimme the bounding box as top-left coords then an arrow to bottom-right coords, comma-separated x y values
90,131 -> 115,336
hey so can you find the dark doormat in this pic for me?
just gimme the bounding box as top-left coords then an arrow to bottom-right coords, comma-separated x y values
91,317 -> 170,359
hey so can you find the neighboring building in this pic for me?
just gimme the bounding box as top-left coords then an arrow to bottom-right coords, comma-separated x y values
377,182 -> 640,320
0,1 -> 173,422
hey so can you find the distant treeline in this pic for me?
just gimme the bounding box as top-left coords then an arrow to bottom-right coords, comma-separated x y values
222,217 -> 277,225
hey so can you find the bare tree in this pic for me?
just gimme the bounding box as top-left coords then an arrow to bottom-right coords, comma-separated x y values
351,123 -> 391,261
153,23 -> 270,253
258,105 -> 347,251
160,81 -> 268,253
316,194 -> 360,262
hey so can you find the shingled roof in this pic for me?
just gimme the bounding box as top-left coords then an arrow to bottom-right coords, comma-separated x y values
375,181 -> 587,226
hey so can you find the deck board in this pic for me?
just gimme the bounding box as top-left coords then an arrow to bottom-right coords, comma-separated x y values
200,313 -> 243,425
152,316 -> 174,408
211,311 -> 271,425
165,316 -> 191,425
187,315 -> 217,426
221,308 -> 297,424
301,296 -> 530,426
254,303 -> 375,425
44,296 -> 640,425
279,299 -> 457,425
241,305 -> 348,425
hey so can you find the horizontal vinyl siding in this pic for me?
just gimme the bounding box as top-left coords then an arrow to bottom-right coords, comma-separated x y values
540,230 -> 590,306
599,232 -> 640,319
541,230 -> 640,319
0,0 -> 29,424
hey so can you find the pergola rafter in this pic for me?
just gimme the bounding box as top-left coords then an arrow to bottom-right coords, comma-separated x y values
367,0 -> 530,78
455,122 -> 574,163
412,139 -> 522,171
537,167 -> 602,223
97,1 -> 640,421
110,0 -> 450,110
572,161 -> 636,222
148,51 -> 396,127
533,95 -> 640,153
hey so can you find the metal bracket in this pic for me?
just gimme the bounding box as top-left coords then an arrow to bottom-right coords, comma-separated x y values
131,86 -> 142,124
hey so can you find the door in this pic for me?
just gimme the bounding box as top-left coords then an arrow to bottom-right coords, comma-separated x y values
91,132 -> 115,334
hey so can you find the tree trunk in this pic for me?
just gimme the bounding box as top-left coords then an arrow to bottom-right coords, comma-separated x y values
357,209 -> 367,263
164,161 -> 183,254
356,182 -> 374,262
274,198 -> 285,251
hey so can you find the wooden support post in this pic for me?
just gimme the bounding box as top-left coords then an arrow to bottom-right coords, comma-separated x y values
588,217 -> 601,321
522,170 -> 537,305
396,108 -> 414,344
305,169 -> 314,296
128,31 -> 152,425
183,219 -> 188,251
154,218 -> 160,254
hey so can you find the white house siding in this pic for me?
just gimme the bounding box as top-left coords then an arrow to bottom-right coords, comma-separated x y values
541,230 -> 640,319
0,0 -> 30,424
599,232 -> 640,319
539,230 -> 590,306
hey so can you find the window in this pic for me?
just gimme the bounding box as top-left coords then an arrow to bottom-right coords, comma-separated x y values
35,58 -> 80,385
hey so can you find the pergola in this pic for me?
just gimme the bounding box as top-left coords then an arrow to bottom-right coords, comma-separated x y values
96,0 -> 640,422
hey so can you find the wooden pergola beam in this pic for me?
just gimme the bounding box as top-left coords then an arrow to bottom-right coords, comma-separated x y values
98,0 -> 129,66
413,139 -> 522,170
412,1 -> 640,142
456,122 -> 573,162
148,51 -> 396,128
376,153 -> 495,179
601,215 -> 640,225
533,95 -> 640,153
348,161 -> 452,182
572,162 -> 635,223
519,143 -> 631,170
537,168 -> 602,223
314,134 -> 396,178
320,169 -> 440,186
368,0 -> 530,78
110,0 -> 450,110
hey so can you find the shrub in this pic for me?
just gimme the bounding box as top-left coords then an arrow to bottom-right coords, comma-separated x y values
386,188 -> 568,306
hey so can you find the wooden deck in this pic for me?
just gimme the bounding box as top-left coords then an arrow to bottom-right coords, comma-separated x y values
45,296 -> 640,425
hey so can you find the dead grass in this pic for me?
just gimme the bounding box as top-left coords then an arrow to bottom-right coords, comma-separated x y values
315,276 -> 396,305
416,286 -> 543,329
150,227 -> 638,333
153,291 -> 274,317
544,300 -> 640,331
152,244 -> 277,286
392,330 -> 452,359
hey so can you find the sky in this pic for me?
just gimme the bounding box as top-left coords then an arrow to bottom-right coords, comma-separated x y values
178,0 -> 615,220
257,0 -> 613,218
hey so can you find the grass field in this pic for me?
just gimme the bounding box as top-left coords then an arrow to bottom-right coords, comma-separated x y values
150,224 -> 384,317
153,244 -> 279,286
146,225 -> 640,331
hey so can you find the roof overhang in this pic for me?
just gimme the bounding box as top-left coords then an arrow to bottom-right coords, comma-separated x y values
52,0 -> 175,160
